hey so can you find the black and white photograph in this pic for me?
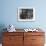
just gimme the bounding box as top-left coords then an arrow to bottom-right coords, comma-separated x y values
18,7 -> 35,21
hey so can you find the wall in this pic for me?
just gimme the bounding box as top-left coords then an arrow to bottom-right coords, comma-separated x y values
0,0 -> 46,30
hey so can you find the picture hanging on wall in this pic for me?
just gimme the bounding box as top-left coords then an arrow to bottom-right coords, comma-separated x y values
18,7 -> 35,21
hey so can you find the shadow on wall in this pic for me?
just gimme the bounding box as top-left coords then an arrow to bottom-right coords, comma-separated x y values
0,24 -> 7,43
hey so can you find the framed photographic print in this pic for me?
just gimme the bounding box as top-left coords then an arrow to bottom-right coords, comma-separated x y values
18,7 -> 35,21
